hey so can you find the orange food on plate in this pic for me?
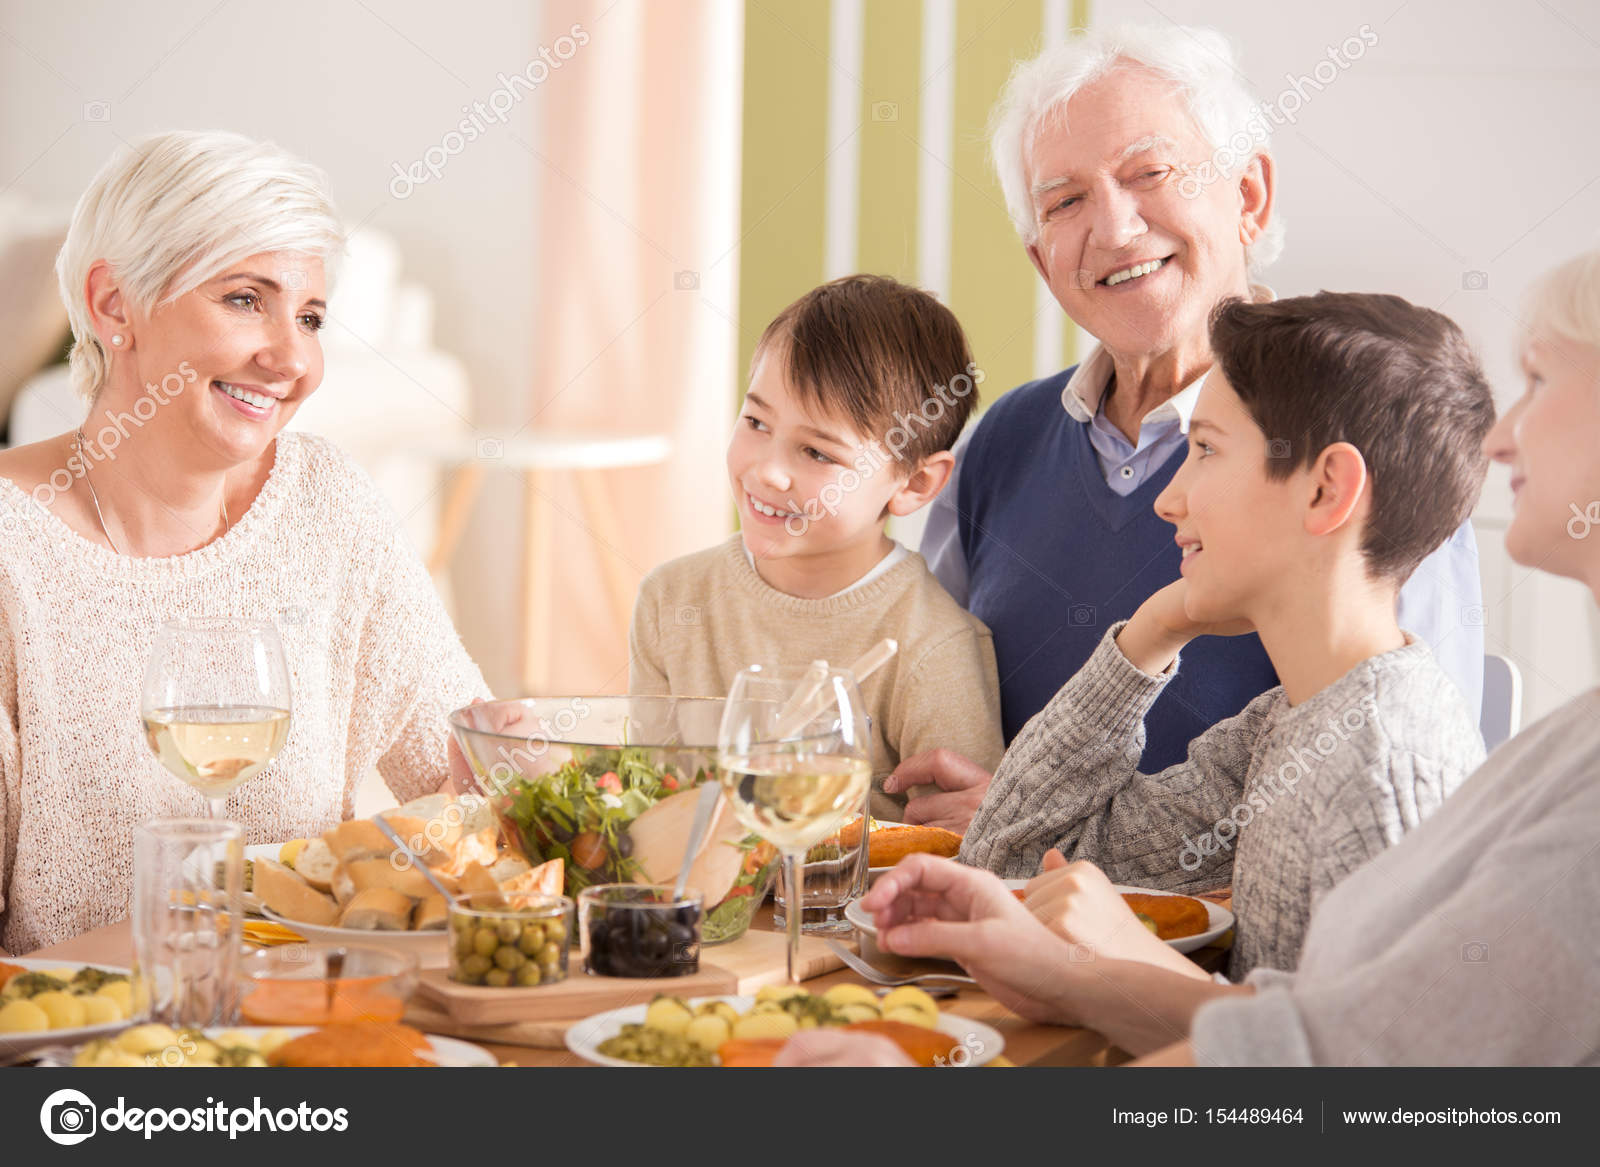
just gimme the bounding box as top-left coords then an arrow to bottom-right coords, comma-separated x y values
0,961 -> 23,992
1011,888 -> 1210,941
239,974 -> 407,1026
838,820 -> 962,867
1120,892 -> 1210,940
266,1021 -> 433,1068
717,1037 -> 787,1067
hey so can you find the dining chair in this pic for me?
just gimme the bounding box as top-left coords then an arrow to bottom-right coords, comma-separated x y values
1480,653 -> 1523,753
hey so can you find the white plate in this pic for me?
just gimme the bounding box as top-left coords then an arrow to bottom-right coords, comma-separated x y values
846,881 -> 1235,955
260,908 -> 449,967
51,1025 -> 496,1068
0,960 -> 134,1057
565,994 -> 1004,1068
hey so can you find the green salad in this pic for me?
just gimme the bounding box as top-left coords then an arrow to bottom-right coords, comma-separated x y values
494,747 -> 779,944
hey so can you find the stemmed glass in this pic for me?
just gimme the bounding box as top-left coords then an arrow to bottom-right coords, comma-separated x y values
717,665 -> 872,984
140,617 -> 292,819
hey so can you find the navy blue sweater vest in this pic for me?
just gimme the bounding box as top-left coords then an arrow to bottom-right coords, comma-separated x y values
958,368 -> 1279,770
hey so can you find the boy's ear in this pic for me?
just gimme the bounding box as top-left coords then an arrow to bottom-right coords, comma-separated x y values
886,450 -> 956,517
1303,441 -> 1369,538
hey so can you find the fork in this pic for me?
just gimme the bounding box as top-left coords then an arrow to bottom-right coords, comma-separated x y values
825,939 -> 976,990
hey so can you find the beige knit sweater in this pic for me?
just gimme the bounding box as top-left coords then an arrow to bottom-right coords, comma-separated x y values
630,535 -> 1004,820
0,432 -> 490,953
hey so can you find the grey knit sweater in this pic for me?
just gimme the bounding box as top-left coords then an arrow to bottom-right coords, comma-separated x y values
960,623 -> 1485,978
1191,690 -> 1600,1065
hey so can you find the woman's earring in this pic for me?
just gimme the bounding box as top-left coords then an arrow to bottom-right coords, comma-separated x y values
110,334 -> 124,347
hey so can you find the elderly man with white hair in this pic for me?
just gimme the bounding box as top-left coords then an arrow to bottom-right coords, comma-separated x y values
890,24 -> 1482,830
0,131 -> 490,953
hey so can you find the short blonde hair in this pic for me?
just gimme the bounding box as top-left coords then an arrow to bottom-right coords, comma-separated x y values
989,22 -> 1286,273
55,130 -> 345,401
1522,251 -> 1600,355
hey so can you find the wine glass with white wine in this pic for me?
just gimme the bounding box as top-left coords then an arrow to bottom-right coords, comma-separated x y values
141,617 -> 292,819
717,664 -> 872,985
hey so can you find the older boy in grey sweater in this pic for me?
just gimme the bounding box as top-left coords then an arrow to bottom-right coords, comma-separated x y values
961,293 -> 1496,978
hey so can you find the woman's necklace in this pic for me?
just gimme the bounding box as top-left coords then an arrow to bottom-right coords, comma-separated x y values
75,429 -> 229,555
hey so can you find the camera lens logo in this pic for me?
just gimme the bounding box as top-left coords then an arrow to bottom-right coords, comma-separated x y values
40,1089 -> 97,1145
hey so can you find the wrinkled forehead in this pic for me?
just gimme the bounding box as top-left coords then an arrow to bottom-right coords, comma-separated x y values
1026,66 -> 1209,182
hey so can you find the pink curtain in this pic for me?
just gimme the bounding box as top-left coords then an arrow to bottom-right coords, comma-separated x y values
522,0 -> 742,695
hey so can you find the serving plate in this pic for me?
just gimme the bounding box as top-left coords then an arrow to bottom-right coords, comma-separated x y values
0,960 -> 134,1057
260,908 -> 448,966
44,1024 -> 496,1068
846,881 -> 1235,955
564,993 -> 1004,1068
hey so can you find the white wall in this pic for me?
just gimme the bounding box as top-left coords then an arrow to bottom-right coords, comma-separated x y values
0,0 -> 543,693
1092,0 -> 1600,723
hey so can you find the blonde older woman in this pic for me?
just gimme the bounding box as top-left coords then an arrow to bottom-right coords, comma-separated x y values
0,131 -> 489,953
803,252 -> 1600,1067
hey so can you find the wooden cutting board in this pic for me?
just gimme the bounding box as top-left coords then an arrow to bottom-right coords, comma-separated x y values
411,925 -> 842,1035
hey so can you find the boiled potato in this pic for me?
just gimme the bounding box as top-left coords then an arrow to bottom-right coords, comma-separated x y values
879,986 -> 938,1017
0,999 -> 49,1033
81,995 -> 123,1026
695,1000 -> 739,1026
684,1013 -> 731,1052
883,1005 -> 938,1029
822,984 -> 878,1009
644,996 -> 693,1036
836,1002 -> 882,1024
754,984 -> 808,1004
96,981 -> 133,1016
116,1024 -> 182,1056
32,990 -> 87,1029
732,1010 -> 798,1040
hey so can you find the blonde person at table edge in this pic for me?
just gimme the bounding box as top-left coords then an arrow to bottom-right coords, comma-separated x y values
784,251 -> 1600,1067
0,131 -> 490,955
629,276 -> 1005,821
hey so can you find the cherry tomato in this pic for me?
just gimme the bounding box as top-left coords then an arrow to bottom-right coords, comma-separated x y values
661,775 -> 679,791
596,772 -> 621,792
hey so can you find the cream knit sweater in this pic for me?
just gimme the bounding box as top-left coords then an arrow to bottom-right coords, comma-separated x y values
0,432 -> 490,953
630,535 -> 1005,821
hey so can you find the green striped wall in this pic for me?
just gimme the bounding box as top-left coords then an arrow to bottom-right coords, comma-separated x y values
738,1 -> 1092,405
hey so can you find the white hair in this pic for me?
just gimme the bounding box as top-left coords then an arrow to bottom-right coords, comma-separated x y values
1523,251 -> 1600,356
55,130 -> 345,401
989,22 -> 1286,273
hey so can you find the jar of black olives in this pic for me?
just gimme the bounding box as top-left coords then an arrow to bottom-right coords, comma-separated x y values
447,893 -> 574,987
578,885 -> 703,978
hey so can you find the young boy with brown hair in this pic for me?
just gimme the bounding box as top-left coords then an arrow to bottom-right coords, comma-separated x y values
630,275 -> 1003,820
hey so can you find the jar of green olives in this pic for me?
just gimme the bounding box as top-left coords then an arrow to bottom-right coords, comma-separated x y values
447,893 -> 574,988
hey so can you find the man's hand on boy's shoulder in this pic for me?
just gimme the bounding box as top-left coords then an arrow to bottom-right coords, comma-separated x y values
884,748 -> 993,833
1117,580 -> 1258,677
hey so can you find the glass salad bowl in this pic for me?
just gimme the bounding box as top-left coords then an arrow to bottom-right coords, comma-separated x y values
448,696 -> 779,944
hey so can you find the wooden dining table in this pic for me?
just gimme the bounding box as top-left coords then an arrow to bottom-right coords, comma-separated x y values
21,903 -> 1206,1066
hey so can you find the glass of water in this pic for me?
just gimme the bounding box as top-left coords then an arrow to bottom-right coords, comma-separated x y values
131,818 -> 244,1027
